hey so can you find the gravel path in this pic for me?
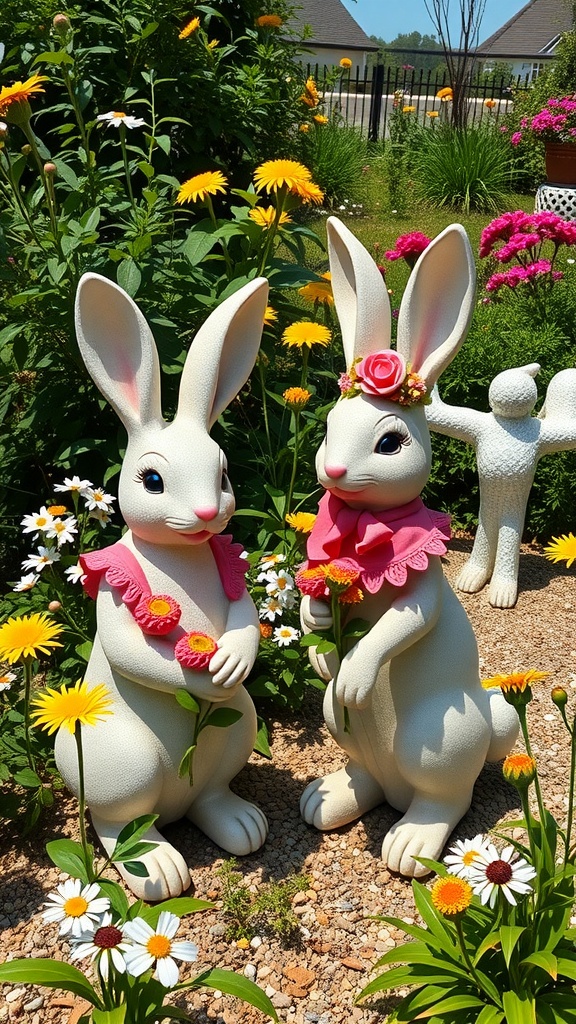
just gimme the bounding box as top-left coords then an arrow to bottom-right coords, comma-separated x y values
1,541 -> 575,1024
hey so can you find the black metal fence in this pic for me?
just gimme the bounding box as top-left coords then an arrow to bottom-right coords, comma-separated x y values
304,62 -> 534,141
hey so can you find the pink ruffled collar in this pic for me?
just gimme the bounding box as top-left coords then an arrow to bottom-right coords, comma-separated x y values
305,492 -> 451,592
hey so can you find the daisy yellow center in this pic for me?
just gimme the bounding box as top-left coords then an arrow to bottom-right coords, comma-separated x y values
0,675 -> 11,684
462,850 -> 479,866
149,598 -> 171,616
54,521 -> 67,533
324,565 -> 358,586
431,875 -> 472,915
93,491 -> 104,501
112,112 -> 126,119
64,896 -> 88,918
279,628 -> 292,638
36,516 -> 48,526
147,934 -> 171,958
276,577 -> 287,590
188,634 -> 214,653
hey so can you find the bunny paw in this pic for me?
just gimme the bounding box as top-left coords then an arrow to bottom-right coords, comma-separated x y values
488,577 -> 518,608
300,768 -> 384,830
455,561 -> 491,593
381,819 -> 453,879
92,818 -> 191,901
188,790 -> 268,855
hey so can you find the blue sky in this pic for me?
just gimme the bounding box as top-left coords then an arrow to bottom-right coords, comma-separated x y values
340,0 -> 528,44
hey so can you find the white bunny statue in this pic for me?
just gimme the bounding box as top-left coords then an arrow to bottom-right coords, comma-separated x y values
299,217 -> 519,878
427,364 -> 576,608
55,273 -> 270,899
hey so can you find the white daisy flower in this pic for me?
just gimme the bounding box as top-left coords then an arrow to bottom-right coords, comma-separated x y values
70,912 -> 132,981
42,879 -> 110,937
263,569 -> 295,597
45,517 -> 78,547
468,843 -> 536,907
83,487 -> 116,512
22,546 -> 61,572
20,506 -> 55,535
259,596 -> 283,621
65,562 -> 87,585
272,625 -> 300,647
13,572 -> 39,592
257,553 -> 285,573
0,670 -> 16,691
97,111 -> 146,129
444,834 -> 492,878
123,912 -> 198,989
53,476 -> 93,494
89,508 -> 112,527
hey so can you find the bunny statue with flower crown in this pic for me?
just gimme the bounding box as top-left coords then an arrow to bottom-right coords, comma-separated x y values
54,272 -> 269,900
299,218 -> 519,877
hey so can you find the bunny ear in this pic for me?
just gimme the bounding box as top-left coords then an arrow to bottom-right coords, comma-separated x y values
177,277 -> 269,428
75,273 -> 163,432
327,216 -> 391,368
396,224 -> 476,388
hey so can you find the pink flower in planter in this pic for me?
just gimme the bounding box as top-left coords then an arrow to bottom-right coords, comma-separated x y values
355,349 -> 406,398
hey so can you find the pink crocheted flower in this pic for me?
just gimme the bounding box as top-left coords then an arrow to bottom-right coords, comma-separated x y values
174,631 -> 218,669
355,349 -> 406,398
133,594 -> 182,635
338,372 -> 355,394
295,565 -> 329,599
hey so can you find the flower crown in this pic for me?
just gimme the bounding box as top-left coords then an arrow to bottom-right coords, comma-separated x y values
337,349 -> 429,407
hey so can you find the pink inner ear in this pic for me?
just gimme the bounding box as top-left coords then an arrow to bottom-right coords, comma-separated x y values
116,356 -> 140,416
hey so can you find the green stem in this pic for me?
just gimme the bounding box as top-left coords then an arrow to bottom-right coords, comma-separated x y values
257,185 -> 287,277
300,346 -> 310,389
517,703 -> 547,831
284,409 -> 301,530
205,194 -> 233,278
565,713 -> 576,865
119,125 -> 136,210
74,722 -> 95,881
519,787 -> 537,867
22,657 -> 36,772
331,594 -> 350,733
0,151 -> 42,244
258,358 -> 276,486
19,122 -> 61,250
455,917 -> 501,1007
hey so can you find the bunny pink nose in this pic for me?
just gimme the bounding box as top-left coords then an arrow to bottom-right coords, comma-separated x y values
195,505 -> 218,521
324,464 -> 347,479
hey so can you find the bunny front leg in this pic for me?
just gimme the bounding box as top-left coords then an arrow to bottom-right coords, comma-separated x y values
300,595 -> 340,682
208,589 -> 260,690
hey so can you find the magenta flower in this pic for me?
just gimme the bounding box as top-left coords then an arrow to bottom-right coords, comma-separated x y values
510,131 -> 523,146
385,231 -> 432,268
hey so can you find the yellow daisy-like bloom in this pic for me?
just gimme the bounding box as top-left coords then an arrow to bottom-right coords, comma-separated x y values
426,110 -> 439,118
254,158 -> 310,194
282,321 -> 331,349
403,105 -> 416,114
248,206 -> 292,230
544,533 -> 576,568
176,170 -> 228,204
263,305 -> 277,326
299,272 -> 333,306
482,669 -> 549,694
324,563 -> 360,589
339,58 -> 352,69
0,74 -> 48,117
300,77 -> 319,108
31,680 -> 113,735
283,386 -> 312,409
299,123 -> 310,133
485,98 -> 497,109
339,584 -> 364,605
255,14 -> 283,27
179,17 -> 200,39
0,613 -> 63,664
285,511 -> 317,533
313,114 -> 328,125
295,179 -> 324,205
47,504 -> 67,516
436,86 -> 453,100
503,752 -> 536,786
431,875 -> 472,916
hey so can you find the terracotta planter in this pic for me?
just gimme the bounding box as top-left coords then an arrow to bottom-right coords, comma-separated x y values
545,142 -> 576,185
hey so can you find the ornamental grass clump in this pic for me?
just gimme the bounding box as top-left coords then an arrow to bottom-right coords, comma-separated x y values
413,124 -> 515,213
358,669 -> 576,1023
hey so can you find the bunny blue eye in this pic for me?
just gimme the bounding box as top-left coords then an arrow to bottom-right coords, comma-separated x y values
375,432 -> 403,455
141,469 -> 164,493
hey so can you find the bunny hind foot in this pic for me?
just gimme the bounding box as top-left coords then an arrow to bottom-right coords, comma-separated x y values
91,816 -> 191,901
489,576 -> 518,608
381,797 -> 471,878
456,561 -> 491,593
188,789 -> 268,855
300,765 -> 384,830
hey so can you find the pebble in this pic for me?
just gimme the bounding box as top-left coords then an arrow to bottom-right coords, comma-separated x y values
5,989 -> 26,1004
243,964 -> 257,981
250,935 -> 262,948
23,997 -> 44,1011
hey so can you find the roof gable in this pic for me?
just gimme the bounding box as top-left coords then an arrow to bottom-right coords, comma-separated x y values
289,0 -> 378,51
480,0 -> 572,57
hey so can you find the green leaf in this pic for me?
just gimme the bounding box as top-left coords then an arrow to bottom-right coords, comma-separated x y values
474,1007 -> 505,1024
45,839 -> 90,881
182,230 -> 217,267
555,956 -> 576,981
75,640 -> 93,663
117,259 -> 141,297
96,879 -> 130,920
120,860 -> 150,877
178,746 -> 195,778
175,691 -> 200,714
412,881 -> 457,953
254,718 -> 271,759
113,814 -> 158,857
34,50 -> 75,65
300,633 -> 327,647
54,159 -> 80,189
203,708 -> 243,729
140,898 -> 214,929
180,968 -> 277,1019
155,134 -> 171,155
502,991 -> 537,1024
414,993 -> 485,1018
373,942 -> 468,980
0,959 -> 101,1006
13,768 -> 42,788
521,950 -> 557,979
92,1007 -> 127,1024
474,930 -> 502,963
500,925 -> 526,967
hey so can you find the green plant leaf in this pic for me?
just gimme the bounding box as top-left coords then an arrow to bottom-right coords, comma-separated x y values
112,814 -> 158,856
502,990 -> 536,1024
45,839 -> 91,881
556,956 -> 576,981
140,898 -> 214,929
499,924 -> 526,967
0,959 -> 101,1007
175,691 -> 200,714
117,259 -> 141,297
179,967 -> 277,1019
96,879 -> 130,920
411,881 -> 457,953
121,860 -> 149,877
359,965 -> 455,1000
521,950 -> 557,979
474,1006 -> 505,1024
13,768 -> 42,787
75,640 -> 93,663
473,930 -> 502,963
254,718 -> 272,758
92,1007 -> 127,1024
203,708 -> 243,729
182,230 -> 217,267
413,992 -> 486,1018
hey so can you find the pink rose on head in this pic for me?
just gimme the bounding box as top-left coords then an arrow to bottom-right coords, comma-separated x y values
355,349 -> 406,398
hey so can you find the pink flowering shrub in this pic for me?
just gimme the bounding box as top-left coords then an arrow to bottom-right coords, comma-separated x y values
384,231 -> 432,268
510,95 -> 576,146
479,210 -> 576,295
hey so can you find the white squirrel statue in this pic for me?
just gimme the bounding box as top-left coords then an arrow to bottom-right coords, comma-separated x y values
299,217 -> 519,877
427,364 -> 576,608
55,273 -> 269,899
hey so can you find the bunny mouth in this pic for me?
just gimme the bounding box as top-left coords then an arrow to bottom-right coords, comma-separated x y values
327,485 -> 369,500
171,528 -> 214,542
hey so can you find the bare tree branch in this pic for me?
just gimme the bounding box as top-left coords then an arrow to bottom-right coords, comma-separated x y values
423,0 -> 488,127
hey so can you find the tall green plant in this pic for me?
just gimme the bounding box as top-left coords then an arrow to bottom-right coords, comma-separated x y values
413,124 -> 515,213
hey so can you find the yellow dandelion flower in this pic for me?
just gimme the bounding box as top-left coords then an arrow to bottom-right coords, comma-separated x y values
254,158 -> 310,194
339,58 -> 352,69
31,679 -> 113,735
282,321 -> 331,349
313,114 -> 328,125
299,272 -> 333,306
430,875 -> 472,916
299,123 -> 310,133
263,305 -> 277,326
283,386 -> 312,409
503,752 -> 536,786
179,17 -> 200,39
0,74 -> 48,118
436,86 -> 453,100
248,206 -> 292,230
426,110 -> 439,118
176,170 -> 228,204
47,504 -> 67,516
0,613 -> 63,664
544,533 -> 576,568
294,179 -> 324,205
484,98 -> 497,109
482,669 -> 549,694
207,38 -> 219,49
300,77 -> 319,108
255,14 -> 283,28
285,511 -> 317,532
403,105 -> 416,114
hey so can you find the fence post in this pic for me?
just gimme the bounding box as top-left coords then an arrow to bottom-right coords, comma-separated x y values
368,62 -> 385,143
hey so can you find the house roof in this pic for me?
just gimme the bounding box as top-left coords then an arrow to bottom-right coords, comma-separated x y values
288,0 -> 378,52
479,0 -> 572,57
